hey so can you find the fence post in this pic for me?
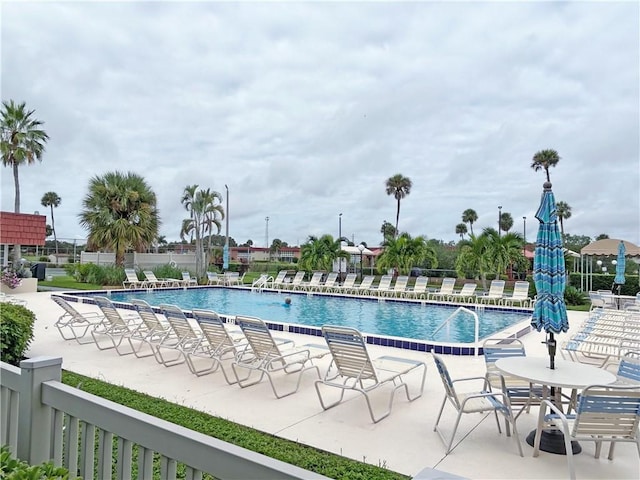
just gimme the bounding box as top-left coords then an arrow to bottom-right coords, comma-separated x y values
17,356 -> 62,465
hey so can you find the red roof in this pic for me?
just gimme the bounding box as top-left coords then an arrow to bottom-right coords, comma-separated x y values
0,211 -> 46,246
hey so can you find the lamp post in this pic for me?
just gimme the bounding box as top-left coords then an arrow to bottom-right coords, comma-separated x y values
338,213 -> 343,282
265,216 -> 270,261
498,205 -> 502,237
523,216 -> 527,254
357,243 -> 365,281
224,184 -> 229,271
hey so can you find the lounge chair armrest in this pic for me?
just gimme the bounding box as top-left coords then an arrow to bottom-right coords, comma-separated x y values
452,375 -> 488,385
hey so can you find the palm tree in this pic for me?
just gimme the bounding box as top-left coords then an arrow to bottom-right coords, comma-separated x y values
385,174 -> 412,236
180,185 -> 224,277
531,149 -> 560,182
483,228 -> 524,279
556,201 -> 572,237
461,209 -> 478,235
455,223 -> 468,240
380,220 -> 397,243
455,233 -> 491,290
499,212 -> 514,233
41,191 -> 61,264
376,233 -> 437,275
299,235 -> 348,272
1,100 -> 49,266
79,171 -> 160,267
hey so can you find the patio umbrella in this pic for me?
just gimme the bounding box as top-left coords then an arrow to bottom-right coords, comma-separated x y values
613,240 -> 626,295
223,244 -> 229,270
530,181 -> 569,370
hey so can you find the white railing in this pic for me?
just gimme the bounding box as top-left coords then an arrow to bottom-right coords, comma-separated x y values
431,306 -> 480,356
0,357 -> 328,480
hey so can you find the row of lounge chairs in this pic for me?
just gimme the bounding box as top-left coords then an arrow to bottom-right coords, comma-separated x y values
258,271 -> 533,306
122,269 -> 200,289
51,295 -> 426,422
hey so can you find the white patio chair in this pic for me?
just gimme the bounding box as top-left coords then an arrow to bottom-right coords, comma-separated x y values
91,296 -> 141,354
403,276 -> 429,299
52,295 -> 105,344
533,384 -> 640,480
428,278 -> 456,301
432,352 -> 523,456
500,281 -> 531,307
181,272 -> 198,287
448,283 -> 478,303
478,280 -> 506,304
122,268 -> 145,289
156,304 -> 204,367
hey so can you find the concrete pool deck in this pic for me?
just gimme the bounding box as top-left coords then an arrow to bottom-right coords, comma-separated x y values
14,291 -> 640,479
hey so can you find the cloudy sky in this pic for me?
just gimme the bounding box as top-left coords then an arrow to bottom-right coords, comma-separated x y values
2,0 -> 639,249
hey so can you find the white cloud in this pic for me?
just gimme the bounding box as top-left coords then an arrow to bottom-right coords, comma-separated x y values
2,0 -> 638,248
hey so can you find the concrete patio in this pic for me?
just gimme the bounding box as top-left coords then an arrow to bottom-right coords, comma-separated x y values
14,291 -> 640,479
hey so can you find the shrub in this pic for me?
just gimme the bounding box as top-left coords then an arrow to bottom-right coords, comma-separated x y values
564,286 -> 586,306
0,445 -> 74,479
0,303 -> 36,366
153,264 -> 182,280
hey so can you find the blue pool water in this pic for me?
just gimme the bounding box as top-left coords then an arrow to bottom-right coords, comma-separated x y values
105,288 -> 531,343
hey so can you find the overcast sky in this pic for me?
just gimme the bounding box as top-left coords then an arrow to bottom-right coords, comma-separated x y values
2,0 -> 639,249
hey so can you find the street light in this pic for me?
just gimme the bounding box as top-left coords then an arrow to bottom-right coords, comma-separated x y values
498,206 -> 503,237
357,243 -> 365,281
338,213 -> 343,282
224,184 -> 229,271
523,216 -> 527,255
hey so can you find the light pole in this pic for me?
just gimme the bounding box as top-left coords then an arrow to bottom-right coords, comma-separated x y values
338,213 -> 343,282
357,243 -> 365,281
498,206 -> 502,237
265,216 -> 270,261
523,216 -> 527,254
224,184 -> 229,271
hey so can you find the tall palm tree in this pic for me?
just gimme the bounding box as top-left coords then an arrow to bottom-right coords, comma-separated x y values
483,228 -> 524,279
385,174 -> 412,237
461,209 -> 478,235
556,201 -> 572,237
299,234 -> 348,272
376,233 -> 437,275
380,220 -> 397,243
1,100 -> 49,266
180,185 -> 223,277
79,171 -> 160,267
531,149 -> 560,182
455,223 -> 468,240
499,212 -> 514,233
41,191 -> 61,264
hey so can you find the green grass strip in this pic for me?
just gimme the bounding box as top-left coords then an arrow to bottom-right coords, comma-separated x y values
62,371 -> 408,480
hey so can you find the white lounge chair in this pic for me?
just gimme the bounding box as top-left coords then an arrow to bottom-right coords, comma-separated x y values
206,271 -> 222,285
91,296 -> 141,354
251,274 -> 272,290
478,280 -> 506,304
428,278 -> 456,301
315,325 -> 426,423
333,273 -> 357,294
181,272 -> 198,287
287,271 -> 306,290
448,283 -> 478,303
318,272 -> 339,292
500,281 -> 531,307
143,271 -> 178,288
387,275 -> 409,297
351,275 -> 375,295
271,270 -> 289,289
404,276 -> 429,299
52,296 -> 104,344
130,299 -> 175,360
370,275 -> 393,297
156,304 -> 203,367
187,309 -> 248,381
432,352 -> 523,456
232,316 -> 329,398
122,269 -> 144,289
299,272 -> 324,291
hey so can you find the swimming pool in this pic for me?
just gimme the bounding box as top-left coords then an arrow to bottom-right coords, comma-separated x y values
75,287 -> 531,347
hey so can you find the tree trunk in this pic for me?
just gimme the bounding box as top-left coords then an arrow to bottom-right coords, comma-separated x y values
12,164 -> 21,267
50,205 -> 59,265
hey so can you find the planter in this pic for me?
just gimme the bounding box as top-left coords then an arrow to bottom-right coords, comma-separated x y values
1,278 -> 38,294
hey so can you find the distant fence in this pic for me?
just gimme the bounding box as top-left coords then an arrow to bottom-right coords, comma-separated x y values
0,357 -> 328,480
81,252 -> 197,271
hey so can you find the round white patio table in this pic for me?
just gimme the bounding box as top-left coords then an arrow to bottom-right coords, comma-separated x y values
495,356 -> 616,455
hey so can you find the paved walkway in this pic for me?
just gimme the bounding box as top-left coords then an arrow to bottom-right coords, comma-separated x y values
14,291 -> 640,479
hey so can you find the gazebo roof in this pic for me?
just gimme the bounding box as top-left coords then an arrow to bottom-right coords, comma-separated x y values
580,238 -> 640,257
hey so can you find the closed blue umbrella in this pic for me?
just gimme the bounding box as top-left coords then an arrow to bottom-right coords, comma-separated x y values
531,181 -> 568,370
614,240 -> 626,293
223,244 -> 229,270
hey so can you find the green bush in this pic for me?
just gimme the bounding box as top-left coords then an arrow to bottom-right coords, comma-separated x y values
0,304 -> 35,366
152,264 -> 183,280
564,286 -> 586,306
0,445 -> 74,479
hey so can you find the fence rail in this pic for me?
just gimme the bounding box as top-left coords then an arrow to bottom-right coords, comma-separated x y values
0,357 -> 328,480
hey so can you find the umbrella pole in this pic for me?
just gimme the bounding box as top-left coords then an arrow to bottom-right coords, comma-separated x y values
548,332 -> 556,370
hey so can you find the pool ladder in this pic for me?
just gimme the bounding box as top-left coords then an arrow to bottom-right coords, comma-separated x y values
432,306 -> 480,356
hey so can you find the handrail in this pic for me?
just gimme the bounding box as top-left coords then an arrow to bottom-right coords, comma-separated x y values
432,306 -> 480,356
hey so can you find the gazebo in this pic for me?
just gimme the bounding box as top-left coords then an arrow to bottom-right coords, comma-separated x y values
580,238 -> 640,291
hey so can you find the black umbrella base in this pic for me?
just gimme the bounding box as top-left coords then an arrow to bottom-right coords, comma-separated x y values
526,430 -> 582,455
